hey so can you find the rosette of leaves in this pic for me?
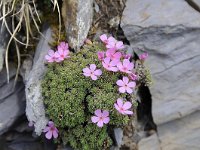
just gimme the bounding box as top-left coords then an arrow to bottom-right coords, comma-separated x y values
42,42 -> 139,149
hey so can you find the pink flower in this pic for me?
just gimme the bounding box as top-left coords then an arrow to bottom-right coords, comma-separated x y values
57,42 -> 69,51
91,109 -> 110,127
117,59 -> 134,74
100,34 -> 116,45
106,49 -> 122,61
129,73 -> 137,81
114,98 -> 133,115
116,77 -> 136,94
28,121 -> 34,127
106,41 -> 124,51
43,121 -> 59,140
55,47 -> 70,62
45,50 -> 56,62
97,51 -> 105,61
123,54 -> 132,59
139,52 -> 148,60
102,57 -> 118,72
83,64 -> 102,80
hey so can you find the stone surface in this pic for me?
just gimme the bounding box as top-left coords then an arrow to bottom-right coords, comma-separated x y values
25,27 -> 52,135
114,128 -> 123,147
157,111 -> 200,150
121,0 -> 200,125
138,133 -> 160,150
0,22 -> 9,72
0,64 -> 26,135
62,0 -> 93,50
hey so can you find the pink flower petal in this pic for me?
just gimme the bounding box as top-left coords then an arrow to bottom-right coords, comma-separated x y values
116,41 -> 124,49
45,131 -> 53,139
110,59 -> 119,66
123,102 -> 132,110
103,117 -> 110,124
48,121 -> 54,127
97,120 -> 104,127
91,116 -> 99,123
83,68 -> 91,74
103,57 -> 110,64
108,37 -> 116,43
102,110 -> 109,117
91,75 -> 97,80
83,72 -> 91,77
43,127 -> 50,132
100,34 -> 107,42
110,67 -> 118,72
124,110 -> 133,115
126,87 -> 133,94
119,87 -> 126,93
48,50 -> 55,56
123,77 -> 129,84
95,109 -> 102,117
117,98 -> 123,107
90,64 -> 96,71
116,80 -> 124,86
53,130 -> 58,138
94,69 -> 102,76
123,59 -> 130,67
128,82 -> 136,88
114,103 -> 120,111
117,62 -> 123,70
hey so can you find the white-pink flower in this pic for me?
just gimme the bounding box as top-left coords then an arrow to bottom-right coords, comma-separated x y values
123,53 -> 132,60
139,52 -> 148,60
97,51 -> 105,61
128,73 -> 137,81
102,57 -> 118,72
55,48 -> 70,62
83,64 -> 102,80
116,77 -> 136,94
114,98 -> 133,115
106,41 -> 124,51
106,49 -> 122,61
45,50 -> 56,62
43,121 -> 59,140
100,34 -> 116,45
57,42 -> 69,51
117,59 -> 134,74
91,109 -> 110,127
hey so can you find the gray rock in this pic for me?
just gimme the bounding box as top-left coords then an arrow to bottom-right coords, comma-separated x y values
25,27 -> 52,135
138,133 -> 161,150
62,0 -> 93,50
114,128 -> 123,147
121,0 -> 200,125
0,65 -> 26,135
0,22 -> 9,72
157,111 -> 200,150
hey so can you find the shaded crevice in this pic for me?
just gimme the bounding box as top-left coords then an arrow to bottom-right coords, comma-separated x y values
137,85 -> 157,131
185,0 -> 200,13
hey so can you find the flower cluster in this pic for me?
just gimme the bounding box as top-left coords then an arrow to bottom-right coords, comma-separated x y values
82,34 -> 138,127
45,42 -> 70,63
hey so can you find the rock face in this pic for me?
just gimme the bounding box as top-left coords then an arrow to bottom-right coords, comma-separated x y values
25,27 -> 52,135
0,64 -> 26,135
62,0 -> 93,50
121,0 -> 200,125
0,23 -> 9,72
121,0 -> 200,149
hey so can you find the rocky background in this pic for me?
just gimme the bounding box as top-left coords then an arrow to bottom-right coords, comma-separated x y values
0,0 -> 200,150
